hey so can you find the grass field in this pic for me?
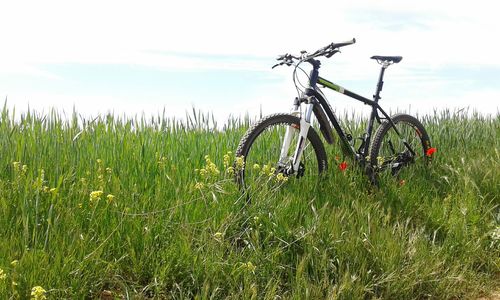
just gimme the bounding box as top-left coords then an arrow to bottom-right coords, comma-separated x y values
0,104 -> 499,299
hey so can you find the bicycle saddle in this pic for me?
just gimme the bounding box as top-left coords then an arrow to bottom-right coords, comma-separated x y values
370,55 -> 403,64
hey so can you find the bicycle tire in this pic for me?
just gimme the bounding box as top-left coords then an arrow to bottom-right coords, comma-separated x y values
369,113 -> 432,183
235,113 -> 327,190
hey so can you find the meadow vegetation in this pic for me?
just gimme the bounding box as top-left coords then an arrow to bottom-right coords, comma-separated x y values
0,104 -> 499,299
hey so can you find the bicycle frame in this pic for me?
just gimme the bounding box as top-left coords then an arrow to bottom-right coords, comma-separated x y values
282,60 -> 412,173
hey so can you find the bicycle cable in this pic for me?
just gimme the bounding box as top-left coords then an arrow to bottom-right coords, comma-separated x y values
292,62 -> 310,99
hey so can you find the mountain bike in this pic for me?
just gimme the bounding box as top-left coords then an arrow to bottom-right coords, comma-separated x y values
235,38 -> 434,190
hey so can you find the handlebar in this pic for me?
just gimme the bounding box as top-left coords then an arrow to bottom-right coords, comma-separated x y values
272,38 -> 356,69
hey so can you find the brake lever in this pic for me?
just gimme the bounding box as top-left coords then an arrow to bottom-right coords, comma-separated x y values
272,62 -> 282,69
272,58 -> 296,68
272,52 -> 302,68
325,49 -> 340,58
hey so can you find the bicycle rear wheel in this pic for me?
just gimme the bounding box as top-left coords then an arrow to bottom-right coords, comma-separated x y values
369,113 -> 432,184
235,113 -> 327,192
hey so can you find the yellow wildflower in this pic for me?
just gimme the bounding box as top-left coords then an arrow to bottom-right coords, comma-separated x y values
275,173 -> 288,182
105,167 -> 112,174
31,286 -> 47,300
208,163 -> 220,175
377,156 -> 384,166
201,155 -> 220,177
214,232 -> 223,240
226,166 -> 235,175
246,261 -> 256,273
223,152 -> 232,168
22,164 -> 28,173
194,182 -> 204,190
90,190 -> 103,198
106,194 -> 115,203
252,163 -> 260,170
96,159 -> 102,164
89,190 -> 103,205
11,260 -> 19,267
12,161 -> 21,170
235,156 -> 245,170
158,158 -> 166,167
33,169 -> 45,189
0,268 -> 6,280
261,164 -> 271,176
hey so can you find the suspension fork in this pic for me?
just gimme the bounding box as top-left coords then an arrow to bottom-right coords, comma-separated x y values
292,102 -> 313,172
278,98 -> 300,165
280,60 -> 320,173
278,97 -> 315,173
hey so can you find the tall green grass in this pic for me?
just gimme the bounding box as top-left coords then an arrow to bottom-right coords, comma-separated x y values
0,104 -> 498,299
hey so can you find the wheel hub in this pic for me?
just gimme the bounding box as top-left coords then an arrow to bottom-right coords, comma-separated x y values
280,161 -> 305,178
391,152 -> 414,175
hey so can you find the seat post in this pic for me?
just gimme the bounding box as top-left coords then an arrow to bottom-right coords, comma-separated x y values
363,64 -> 389,156
373,65 -> 388,102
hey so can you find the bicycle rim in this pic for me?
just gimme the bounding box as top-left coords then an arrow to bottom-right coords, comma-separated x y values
375,120 -> 427,179
240,122 -> 321,193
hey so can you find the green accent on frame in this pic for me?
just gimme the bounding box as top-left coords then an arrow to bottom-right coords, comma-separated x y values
318,77 -> 343,93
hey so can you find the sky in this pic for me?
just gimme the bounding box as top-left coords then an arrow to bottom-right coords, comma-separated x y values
1,0 -> 499,123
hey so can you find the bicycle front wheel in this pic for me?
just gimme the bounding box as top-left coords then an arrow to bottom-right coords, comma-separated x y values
369,113 -> 432,184
235,113 -> 327,192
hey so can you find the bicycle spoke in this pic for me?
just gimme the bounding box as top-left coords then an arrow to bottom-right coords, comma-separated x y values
372,115 -> 430,185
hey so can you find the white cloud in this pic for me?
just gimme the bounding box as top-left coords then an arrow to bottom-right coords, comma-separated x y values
2,0 -> 498,69
0,0 -> 498,120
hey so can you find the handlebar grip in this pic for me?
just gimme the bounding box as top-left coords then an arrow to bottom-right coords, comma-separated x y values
340,38 -> 356,44
333,38 -> 356,48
